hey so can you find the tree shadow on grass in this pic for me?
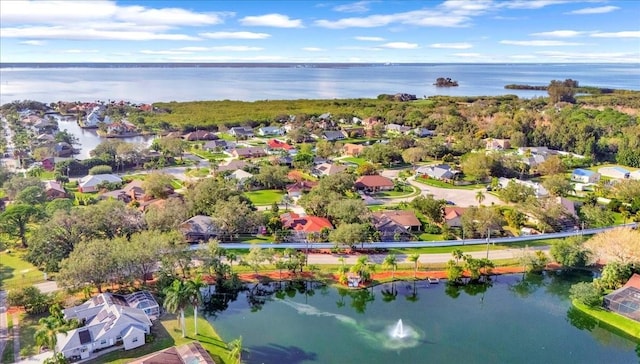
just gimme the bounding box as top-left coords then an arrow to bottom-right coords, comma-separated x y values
245,344 -> 317,364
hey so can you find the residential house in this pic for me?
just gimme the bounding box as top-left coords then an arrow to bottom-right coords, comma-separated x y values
216,160 -> 248,173
444,206 -> 467,228
178,215 -> 217,243
59,292 -> 158,361
323,130 -> 347,141
286,180 -> 318,198
129,342 -> 216,364
371,210 -> 422,240
231,147 -> 267,159
630,170 -> 640,181
571,169 -> 600,184
84,105 -> 112,128
362,117 -> 382,130
183,130 -> 217,141
36,133 -> 55,144
280,212 -> 333,242
228,169 -> 254,185
267,139 -> 294,152
98,179 -> 175,209
54,142 -> 74,157
385,123 -> 412,134
414,128 -> 435,138
486,138 -> 511,150
603,274 -> 640,322
312,163 -> 347,177
44,180 -> 67,199
228,126 -> 254,138
498,177 -> 549,198
32,118 -> 58,134
78,174 -> 123,193
355,175 -> 394,192
41,157 -> 56,171
343,127 -> 365,138
258,126 -> 284,136
415,164 -> 456,181
598,166 -> 631,180
318,112 -> 332,121
105,122 -> 138,137
203,140 -> 233,151
342,143 -> 365,157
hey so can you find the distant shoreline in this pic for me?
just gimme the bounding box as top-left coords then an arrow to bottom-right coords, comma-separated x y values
1,62 -> 638,69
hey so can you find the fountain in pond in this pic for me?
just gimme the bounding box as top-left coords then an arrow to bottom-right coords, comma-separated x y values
391,319 -> 407,339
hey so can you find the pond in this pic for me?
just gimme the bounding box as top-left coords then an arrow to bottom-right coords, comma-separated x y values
205,272 -> 639,364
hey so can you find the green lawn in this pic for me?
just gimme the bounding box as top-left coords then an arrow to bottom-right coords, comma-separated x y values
185,168 -> 210,178
0,251 -> 45,289
341,157 -> 367,166
217,133 -> 236,141
376,186 -> 419,198
17,313 -> 42,360
1,315 -> 14,364
245,189 -> 284,205
191,149 -> 228,160
572,300 -> 640,340
93,309 -> 230,364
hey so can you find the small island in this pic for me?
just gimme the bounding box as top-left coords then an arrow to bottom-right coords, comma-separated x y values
434,77 -> 459,87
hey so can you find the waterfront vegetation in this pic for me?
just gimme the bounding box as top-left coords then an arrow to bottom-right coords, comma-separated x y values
572,300 -> 640,340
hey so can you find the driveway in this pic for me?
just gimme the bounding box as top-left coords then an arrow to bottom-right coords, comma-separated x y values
377,177 -> 501,207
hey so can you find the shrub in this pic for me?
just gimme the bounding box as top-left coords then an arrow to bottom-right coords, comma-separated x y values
89,165 -> 113,175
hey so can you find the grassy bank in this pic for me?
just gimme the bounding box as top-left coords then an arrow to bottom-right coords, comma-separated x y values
572,300 -> 640,341
0,250 -> 45,290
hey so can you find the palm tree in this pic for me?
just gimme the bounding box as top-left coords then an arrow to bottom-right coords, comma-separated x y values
475,191 -> 485,205
281,195 -> 293,211
452,249 -> 464,264
163,279 -> 190,338
186,276 -> 207,336
228,336 -> 243,364
408,254 -> 420,278
383,254 -> 398,281
35,316 -> 67,355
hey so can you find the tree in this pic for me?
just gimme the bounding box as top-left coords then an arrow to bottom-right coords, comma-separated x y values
542,174 -> 572,197
350,255 -> 376,282
15,185 -> 47,205
329,223 -> 368,249
402,147 -> 427,167
594,262 -> 634,290
570,282 -> 602,307
254,165 -> 289,189
144,197 -> 189,232
0,204 -> 42,247
186,276 -> 207,335
411,195 -> 445,224
243,246 -> 267,274
3,175 -> 43,200
579,204 -> 615,228
35,316 -> 67,355
7,286 -> 50,314
548,79 -> 577,104
475,191 -> 485,205
163,279 -> 190,338
550,237 -> 589,268
185,178 -> 250,216
88,165 -> 113,175
212,196 -> 261,241
142,172 -> 174,199
383,254 -> 398,280
537,155 -> 565,176
327,199 -> 369,225
585,227 -> 640,265
446,260 -> 463,284
58,238 -> 116,292
499,181 -> 534,203
461,153 -> 494,182
355,162 -> 378,176
408,254 -> 420,278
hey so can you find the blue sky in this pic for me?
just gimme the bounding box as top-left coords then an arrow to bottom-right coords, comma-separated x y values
1,0 -> 638,63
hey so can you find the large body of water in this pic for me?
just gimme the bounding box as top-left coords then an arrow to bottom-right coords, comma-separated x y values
1,63 -> 639,105
207,272 -> 638,364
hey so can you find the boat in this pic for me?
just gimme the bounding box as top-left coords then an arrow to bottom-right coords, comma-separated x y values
427,277 -> 440,284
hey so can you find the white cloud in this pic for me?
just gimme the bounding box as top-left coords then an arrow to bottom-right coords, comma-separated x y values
502,1 -> 570,10
378,42 -> 419,49
239,13 -> 303,28
355,36 -> 385,41
500,40 -> 584,46
591,31 -> 640,38
530,30 -> 586,38
333,1 -> 372,13
207,46 -> 263,51
452,52 -> 482,57
176,47 -> 210,52
0,26 -> 200,41
61,49 -> 99,54
568,6 -> 620,15
302,47 -> 326,52
430,42 -> 473,49
140,49 -> 193,55
199,31 -> 271,39
20,40 -> 45,46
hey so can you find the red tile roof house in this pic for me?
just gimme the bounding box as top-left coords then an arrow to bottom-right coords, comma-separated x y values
355,175 -> 395,193
267,139 -> 294,151
444,206 -> 467,228
280,212 -> 333,242
342,143 -> 365,157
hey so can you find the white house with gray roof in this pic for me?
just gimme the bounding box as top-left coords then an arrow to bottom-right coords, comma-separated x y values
59,292 -> 157,361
